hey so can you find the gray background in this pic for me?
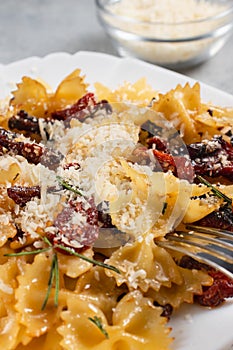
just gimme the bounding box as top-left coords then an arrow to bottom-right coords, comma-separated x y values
0,0 -> 233,94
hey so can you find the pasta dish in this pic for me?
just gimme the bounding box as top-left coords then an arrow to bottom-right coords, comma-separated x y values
0,69 -> 232,349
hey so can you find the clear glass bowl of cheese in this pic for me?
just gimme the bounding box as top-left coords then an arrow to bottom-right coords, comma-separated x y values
96,0 -> 233,69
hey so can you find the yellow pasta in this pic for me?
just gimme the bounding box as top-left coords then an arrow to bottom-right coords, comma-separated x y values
58,291 -> 172,350
0,68 -> 232,350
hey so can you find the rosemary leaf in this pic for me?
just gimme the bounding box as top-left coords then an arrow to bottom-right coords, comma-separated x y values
43,236 -> 53,247
54,253 -> 59,307
56,176 -> 83,196
88,316 -> 109,339
4,247 -> 51,257
56,244 -> 120,274
41,254 -> 56,310
197,175 -> 232,206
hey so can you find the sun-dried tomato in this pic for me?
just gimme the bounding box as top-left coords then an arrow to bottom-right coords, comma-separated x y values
152,149 -> 176,173
131,145 -> 193,181
196,270 -> 233,307
51,93 -> 97,121
194,205 -> 233,232
179,255 -> 233,307
0,127 -> 63,170
147,136 -> 168,151
179,255 -> 210,271
51,93 -> 112,127
7,186 -> 41,206
8,110 -> 40,135
188,136 -> 233,181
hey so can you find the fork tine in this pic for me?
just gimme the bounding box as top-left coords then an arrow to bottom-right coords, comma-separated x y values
165,232 -> 233,263
175,230 -> 233,252
158,239 -> 233,279
186,225 -> 233,241
157,224 -> 233,279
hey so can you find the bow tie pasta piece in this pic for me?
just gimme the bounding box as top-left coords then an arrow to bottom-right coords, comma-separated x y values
58,291 -> 172,350
183,183 -> 233,223
14,324 -> 63,350
109,160 -> 165,237
0,221 -> 17,247
76,266 -> 128,324
151,83 -> 200,143
195,104 -> 233,140
10,77 -> 49,118
112,290 -> 172,350
105,239 -> 183,292
0,156 -> 21,185
0,305 -> 29,350
0,258 -> 33,349
146,266 -> 213,309
52,69 -> 88,112
10,69 -> 88,118
109,161 -> 192,237
15,253 -> 63,338
95,78 -> 158,107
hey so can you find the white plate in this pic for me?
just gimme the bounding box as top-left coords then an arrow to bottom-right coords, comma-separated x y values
0,51 -> 232,350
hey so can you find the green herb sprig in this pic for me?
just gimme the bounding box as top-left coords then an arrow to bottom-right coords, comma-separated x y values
56,175 -> 83,196
197,175 -> 232,207
88,316 -> 109,339
4,238 -> 120,310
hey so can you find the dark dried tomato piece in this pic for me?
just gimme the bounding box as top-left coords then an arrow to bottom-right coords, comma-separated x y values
188,136 -> 233,181
147,136 -> 168,151
196,270 -> 233,307
179,255 -> 210,271
51,93 -> 112,127
7,186 -> 41,206
152,149 -> 176,173
194,205 -> 233,232
51,93 -> 96,123
179,255 -> 233,306
130,145 -> 193,181
0,127 -> 63,170
8,110 -> 40,135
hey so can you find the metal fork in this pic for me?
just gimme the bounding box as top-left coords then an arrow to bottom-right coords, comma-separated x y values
158,225 -> 233,279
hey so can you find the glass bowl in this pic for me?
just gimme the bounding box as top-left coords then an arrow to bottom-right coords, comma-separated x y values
96,0 -> 233,69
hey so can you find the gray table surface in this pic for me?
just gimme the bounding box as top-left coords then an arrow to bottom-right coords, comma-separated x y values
0,0 -> 233,95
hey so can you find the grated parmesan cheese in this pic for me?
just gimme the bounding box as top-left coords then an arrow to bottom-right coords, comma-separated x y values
107,0 -> 229,66
111,0 -> 224,23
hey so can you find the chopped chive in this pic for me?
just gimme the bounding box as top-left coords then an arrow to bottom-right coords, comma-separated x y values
41,254 -> 56,310
43,236 -> 53,247
197,175 -> 232,206
56,176 -> 83,196
4,247 -> 51,257
55,244 -> 120,274
88,316 -> 109,339
54,253 -> 59,307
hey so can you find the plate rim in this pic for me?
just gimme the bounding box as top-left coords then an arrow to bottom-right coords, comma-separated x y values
0,50 -> 232,350
1,50 -> 233,105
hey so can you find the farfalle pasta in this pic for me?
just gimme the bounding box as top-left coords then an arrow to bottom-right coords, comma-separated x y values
0,68 -> 233,350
